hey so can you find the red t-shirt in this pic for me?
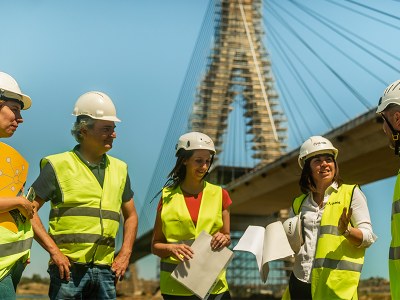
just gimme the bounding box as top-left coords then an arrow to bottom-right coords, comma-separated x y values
158,188 -> 232,224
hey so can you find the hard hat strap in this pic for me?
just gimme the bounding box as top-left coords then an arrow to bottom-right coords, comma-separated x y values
380,113 -> 400,156
202,154 -> 215,180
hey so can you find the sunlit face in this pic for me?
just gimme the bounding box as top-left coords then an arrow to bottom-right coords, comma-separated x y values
184,149 -> 212,182
0,101 -> 23,138
310,154 -> 335,185
82,120 -> 116,153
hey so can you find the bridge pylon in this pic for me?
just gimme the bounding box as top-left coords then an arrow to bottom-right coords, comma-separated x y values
190,0 -> 287,166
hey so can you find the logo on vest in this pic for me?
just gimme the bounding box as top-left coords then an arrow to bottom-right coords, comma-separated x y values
326,201 -> 341,206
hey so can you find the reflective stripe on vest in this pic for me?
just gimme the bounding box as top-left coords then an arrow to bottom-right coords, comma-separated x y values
42,151 -> 126,266
389,174 -> 400,298
293,184 -> 363,300
0,222 -> 33,280
313,258 -> 363,272
159,182 -> 228,296
50,207 -> 120,221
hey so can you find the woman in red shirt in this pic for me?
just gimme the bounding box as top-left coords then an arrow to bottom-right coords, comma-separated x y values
152,132 -> 232,300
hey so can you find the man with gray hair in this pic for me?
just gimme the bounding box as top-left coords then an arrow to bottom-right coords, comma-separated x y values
30,91 -> 138,300
376,80 -> 400,299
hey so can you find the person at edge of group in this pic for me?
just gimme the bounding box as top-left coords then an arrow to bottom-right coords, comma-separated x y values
282,136 -> 377,300
29,91 -> 138,300
0,72 -> 34,299
151,132 -> 232,300
376,79 -> 400,300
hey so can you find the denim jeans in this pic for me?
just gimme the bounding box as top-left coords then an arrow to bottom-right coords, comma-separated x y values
0,260 -> 25,300
48,263 -> 116,300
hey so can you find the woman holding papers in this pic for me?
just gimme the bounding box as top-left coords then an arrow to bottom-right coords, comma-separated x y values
283,136 -> 376,300
152,132 -> 232,299
0,72 -> 34,298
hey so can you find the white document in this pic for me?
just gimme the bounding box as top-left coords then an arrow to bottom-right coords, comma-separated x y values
171,231 -> 234,300
233,221 -> 294,283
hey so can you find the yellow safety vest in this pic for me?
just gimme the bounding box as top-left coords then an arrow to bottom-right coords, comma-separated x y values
389,172 -> 400,299
0,219 -> 32,280
42,151 -> 127,266
285,184 -> 364,300
159,181 -> 229,296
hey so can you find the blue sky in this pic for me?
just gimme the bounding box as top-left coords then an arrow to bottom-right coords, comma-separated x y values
1,0 -> 398,282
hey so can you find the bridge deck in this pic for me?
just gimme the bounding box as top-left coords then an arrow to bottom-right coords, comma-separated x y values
227,108 -> 399,216
131,108 -> 399,262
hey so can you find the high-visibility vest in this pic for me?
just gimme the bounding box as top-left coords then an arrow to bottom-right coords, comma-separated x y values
389,173 -> 400,298
290,184 -> 364,300
159,181 -> 229,296
0,218 -> 32,280
310,184 -> 363,299
42,151 -> 127,266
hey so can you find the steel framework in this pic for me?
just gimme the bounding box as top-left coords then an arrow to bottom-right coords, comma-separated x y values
190,0 -> 287,165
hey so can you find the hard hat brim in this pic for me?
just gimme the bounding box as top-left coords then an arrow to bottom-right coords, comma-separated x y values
376,96 -> 400,113
2,90 -> 31,110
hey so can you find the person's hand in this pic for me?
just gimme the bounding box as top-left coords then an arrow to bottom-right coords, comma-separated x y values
17,197 -> 35,219
24,258 -> 31,266
167,243 -> 194,261
338,207 -> 353,235
211,232 -> 230,250
111,251 -> 130,285
50,250 -> 71,281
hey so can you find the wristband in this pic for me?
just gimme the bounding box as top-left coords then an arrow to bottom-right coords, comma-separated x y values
343,228 -> 351,237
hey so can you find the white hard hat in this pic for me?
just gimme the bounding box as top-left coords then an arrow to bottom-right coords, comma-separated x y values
377,80 -> 400,113
175,132 -> 216,156
72,91 -> 121,122
282,213 -> 304,254
298,136 -> 338,168
0,72 -> 31,110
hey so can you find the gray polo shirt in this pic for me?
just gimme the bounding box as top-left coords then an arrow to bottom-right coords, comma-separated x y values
32,146 -> 134,205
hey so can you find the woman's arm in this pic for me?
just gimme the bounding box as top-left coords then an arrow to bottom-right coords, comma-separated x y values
338,187 -> 377,248
151,209 -> 193,261
211,208 -> 231,250
0,196 -> 34,219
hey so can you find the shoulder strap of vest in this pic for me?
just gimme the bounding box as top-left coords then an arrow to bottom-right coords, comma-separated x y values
292,194 -> 308,215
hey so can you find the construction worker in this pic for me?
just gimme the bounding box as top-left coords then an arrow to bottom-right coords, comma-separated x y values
152,132 -> 232,299
282,136 -> 376,300
376,79 -> 400,299
0,71 -> 34,299
30,91 -> 138,300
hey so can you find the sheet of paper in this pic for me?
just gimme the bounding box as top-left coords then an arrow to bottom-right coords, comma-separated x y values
233,221 -> 295,283
233,225 -> 265,271
171,231 -> 234,300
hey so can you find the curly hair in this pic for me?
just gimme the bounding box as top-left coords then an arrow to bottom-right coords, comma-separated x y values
70,116 -> 96,143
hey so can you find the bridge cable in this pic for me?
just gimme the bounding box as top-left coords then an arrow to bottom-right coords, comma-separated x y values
264,20 -> 333,133
291,0 -> 400,76
239,0 -> 279,142
266,1 -> 371,110
343,0 -> 400,22
264,3 -> 352,119
325,0 -> 400,31
271,61 -> 311,144
138,0 -> 217,235
270,0 -> 390,87
264,16 -> 334,129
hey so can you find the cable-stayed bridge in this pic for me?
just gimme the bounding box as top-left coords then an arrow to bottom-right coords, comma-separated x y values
129,0 -> 400,295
